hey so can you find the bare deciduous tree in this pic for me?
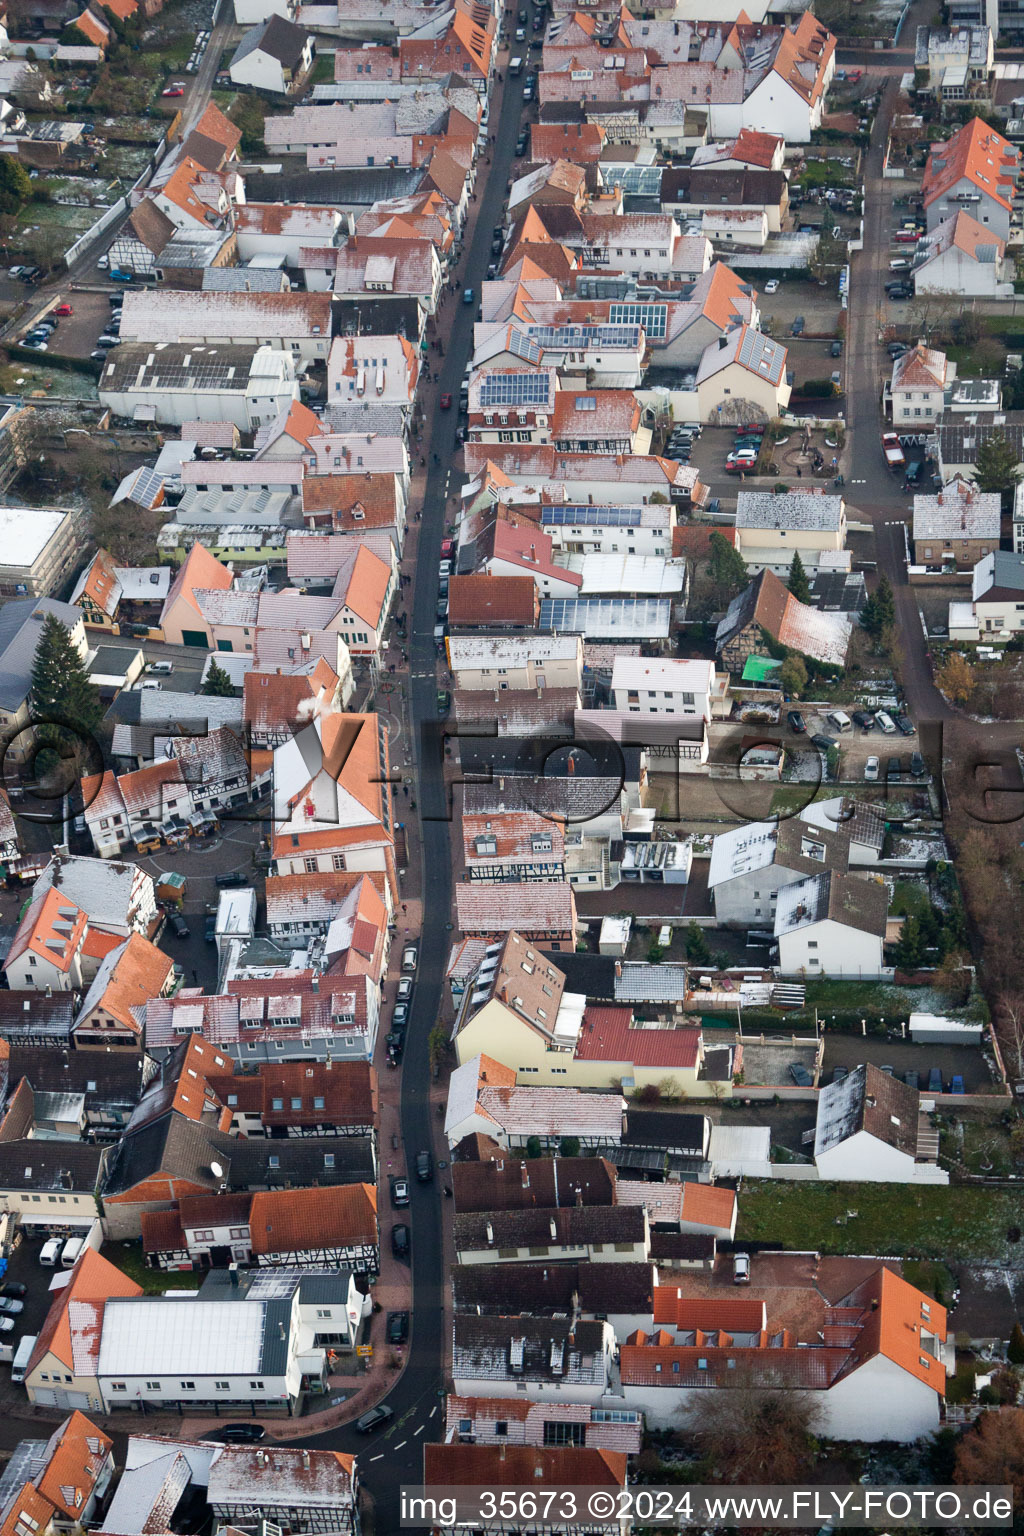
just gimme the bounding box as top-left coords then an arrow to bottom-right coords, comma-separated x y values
679,1373 -> 821,1483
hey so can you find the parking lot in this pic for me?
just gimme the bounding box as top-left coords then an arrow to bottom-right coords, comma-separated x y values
821,1034 -> 991,1093
18,288 -> 119,361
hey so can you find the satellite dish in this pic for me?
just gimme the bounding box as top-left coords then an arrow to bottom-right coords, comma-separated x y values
210,1161 -> 224,1178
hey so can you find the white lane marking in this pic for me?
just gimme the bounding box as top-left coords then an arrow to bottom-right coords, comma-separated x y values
429,1405 -> 437,1418
395,1439 -> 407,1449
370,1454 -> 384,1461
414,1425 -> 424,1435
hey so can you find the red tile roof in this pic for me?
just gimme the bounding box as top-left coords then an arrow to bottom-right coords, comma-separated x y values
448,573 -> 537,627
27,1249 -> 141,1378
923,116 -> 1018,214
573,1007 -> 701,1069
248,1182 -> 377,1254
35,1410 -> 112,1520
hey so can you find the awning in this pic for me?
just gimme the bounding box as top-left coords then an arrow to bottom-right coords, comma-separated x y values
133,404 -> 157,422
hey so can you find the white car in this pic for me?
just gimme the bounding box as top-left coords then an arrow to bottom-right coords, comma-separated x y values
864,755 -> 879,782
764,278 -> 779,294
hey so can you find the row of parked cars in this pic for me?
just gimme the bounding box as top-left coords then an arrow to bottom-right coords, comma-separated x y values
832,1063 -> 964,1093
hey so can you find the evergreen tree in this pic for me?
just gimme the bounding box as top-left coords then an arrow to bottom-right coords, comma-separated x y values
780,655 -> 808,696
708,531 -> 747,597
787,550 -> 811,604
685,921 -> 712,965
1008,1322 -> 1024,1365
893,914 -> 924,970
0,157 -> 31,215
202,659 -> 235,697
30,613 -> 101,756
861,574 -> 896,639
972,429 -> 1023,506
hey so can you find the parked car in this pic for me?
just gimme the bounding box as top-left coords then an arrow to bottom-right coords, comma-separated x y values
385,1028 -> 404,1061
392,1223 -> 410,1258
168,911 -> 189,939
764,278 -> 779,294
895,714 -> 914,736
910,751 -> 926,777
0,1318 -> 15,1334
462,288 -> 474,305
811,733 -> 837,753
789,1063 -> 813,1087
0,1282 -> 26,1299
875,710 -> 897,734
391,1002 -> 409,1029
864,755 -> 879,782
732,1252 -> 750,1284
389,1175 -> 410,1208
415,1149 -> 433,1182
402,943 -> 418,971
387,1311 -> 409,1344
205,913 -> 217,943
830,340 -> 842,357
787,710 -> 806,734
396,976 -> 413,1002
791,314 -> 805,336
886,756 -> 901,781
210,1424 -> 265,1444
852,710 -> 876,731
20,339 -> 46,351
437,688 -> 451,716
162,84 -> 185,96
215,871 -> 247,888
439,392 -> 452,409
0,1298 -> 24,1315
356,1406 -> 394,1433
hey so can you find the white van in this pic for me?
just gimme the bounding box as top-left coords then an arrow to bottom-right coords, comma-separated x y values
888,258 -> 909,272
60,1236 -> 84,1268
40,1238 -> 61,1266
147,660 -> 174,675
828,710 -> 853,733
11,1334 -> 36,1384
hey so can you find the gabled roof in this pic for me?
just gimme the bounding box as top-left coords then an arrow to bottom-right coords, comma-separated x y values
892,342 -> 947,392
923,116 -> 1018,213
75,932 -> 173,1036
35,1411 -> 113,1519
233,13 -> 310,68
4,887 -> 88,976
814,1062 -> 918,1159
247,1182 -> 377,1254
774,869 -> 888,939
27,1249 -> 141,1378
161,542 -> 232,622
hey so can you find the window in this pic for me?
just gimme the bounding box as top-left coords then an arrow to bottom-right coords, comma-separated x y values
304,857 -> 318,873
291,1097 -> 302,1110
194,1228 -> 214,1241
324,1153 -> 335,1168
317,1308 -> 332,1319
215,1381 -> 230,1391
180,1381 -> 195,1391
314,1096 -> 325,1110
272,1097 -> 284,1111
268,1155 -> 280,1168
111,1383 -> 127,1392
544,1421 -> 584,1446
250,1380 -> 265,1390
495,1420 -> 508,1436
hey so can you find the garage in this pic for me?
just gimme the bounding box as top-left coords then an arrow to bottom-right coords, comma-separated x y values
181,630 -> 208,647
31,1387 -> 93,1410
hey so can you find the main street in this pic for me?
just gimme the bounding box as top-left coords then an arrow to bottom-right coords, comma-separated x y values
300,35 -> 532,1534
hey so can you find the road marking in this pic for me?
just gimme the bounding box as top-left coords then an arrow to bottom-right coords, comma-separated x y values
429,1405 -> 437,1418
395,1440 -> 407,1449
370,1454 -> 384,1461
414,1424 -> 424,1435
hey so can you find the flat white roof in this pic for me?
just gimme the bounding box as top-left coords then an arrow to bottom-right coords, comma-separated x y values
612,655 -> 713,692
0,505 -> 69,569
99,1298 -> 267,1375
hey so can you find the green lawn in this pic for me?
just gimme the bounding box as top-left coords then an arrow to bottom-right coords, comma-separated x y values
308,54 -> 334,84
737,1182 -> 1024,1266
104,1244 -> 201,1294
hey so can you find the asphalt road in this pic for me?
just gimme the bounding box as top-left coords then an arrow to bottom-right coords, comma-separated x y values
298,50 -> 531,1531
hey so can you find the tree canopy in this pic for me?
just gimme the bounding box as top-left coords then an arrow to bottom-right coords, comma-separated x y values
202,659 -> 236,697
30,614 -> 102,761
787,550 -> 811,604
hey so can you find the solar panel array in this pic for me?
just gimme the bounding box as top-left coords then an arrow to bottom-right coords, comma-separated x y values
542,506 -> 638,526
526,324 -> 642,349
610,301 -> 668,338
130,464 -> 165,507
479,373 -> 552,407
737,326 -> 782,382
540,597 -> 672,636
508,330 -> 542,365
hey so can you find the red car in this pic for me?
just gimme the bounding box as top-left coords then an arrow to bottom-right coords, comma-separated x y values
162,84 -> 184,97
439,392 -> 452,408
54,304 -> 73,316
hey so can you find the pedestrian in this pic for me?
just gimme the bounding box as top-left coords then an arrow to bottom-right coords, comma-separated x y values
420,455 -> 426,466
403,784 -> 409,797
402,902 -> 407,913
191,968 -> 198,984
796,466 -> 802,478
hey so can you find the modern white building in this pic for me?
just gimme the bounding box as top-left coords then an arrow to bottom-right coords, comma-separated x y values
98,345 -> 300,431
890,344 -> 952,428
774,869 -> 887,977
229,15 -> 314,95
611,656 -> 726,720
117,290 -> 332,367
448,634 -> 584,692
95,1294 -> 327,1415
912,209 -> 1011,297
707,813 -> 851,927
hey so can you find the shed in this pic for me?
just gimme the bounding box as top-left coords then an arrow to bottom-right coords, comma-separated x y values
908,1012 -> 984,1045
599,915 -> 632,957
156,872 -> 187,904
